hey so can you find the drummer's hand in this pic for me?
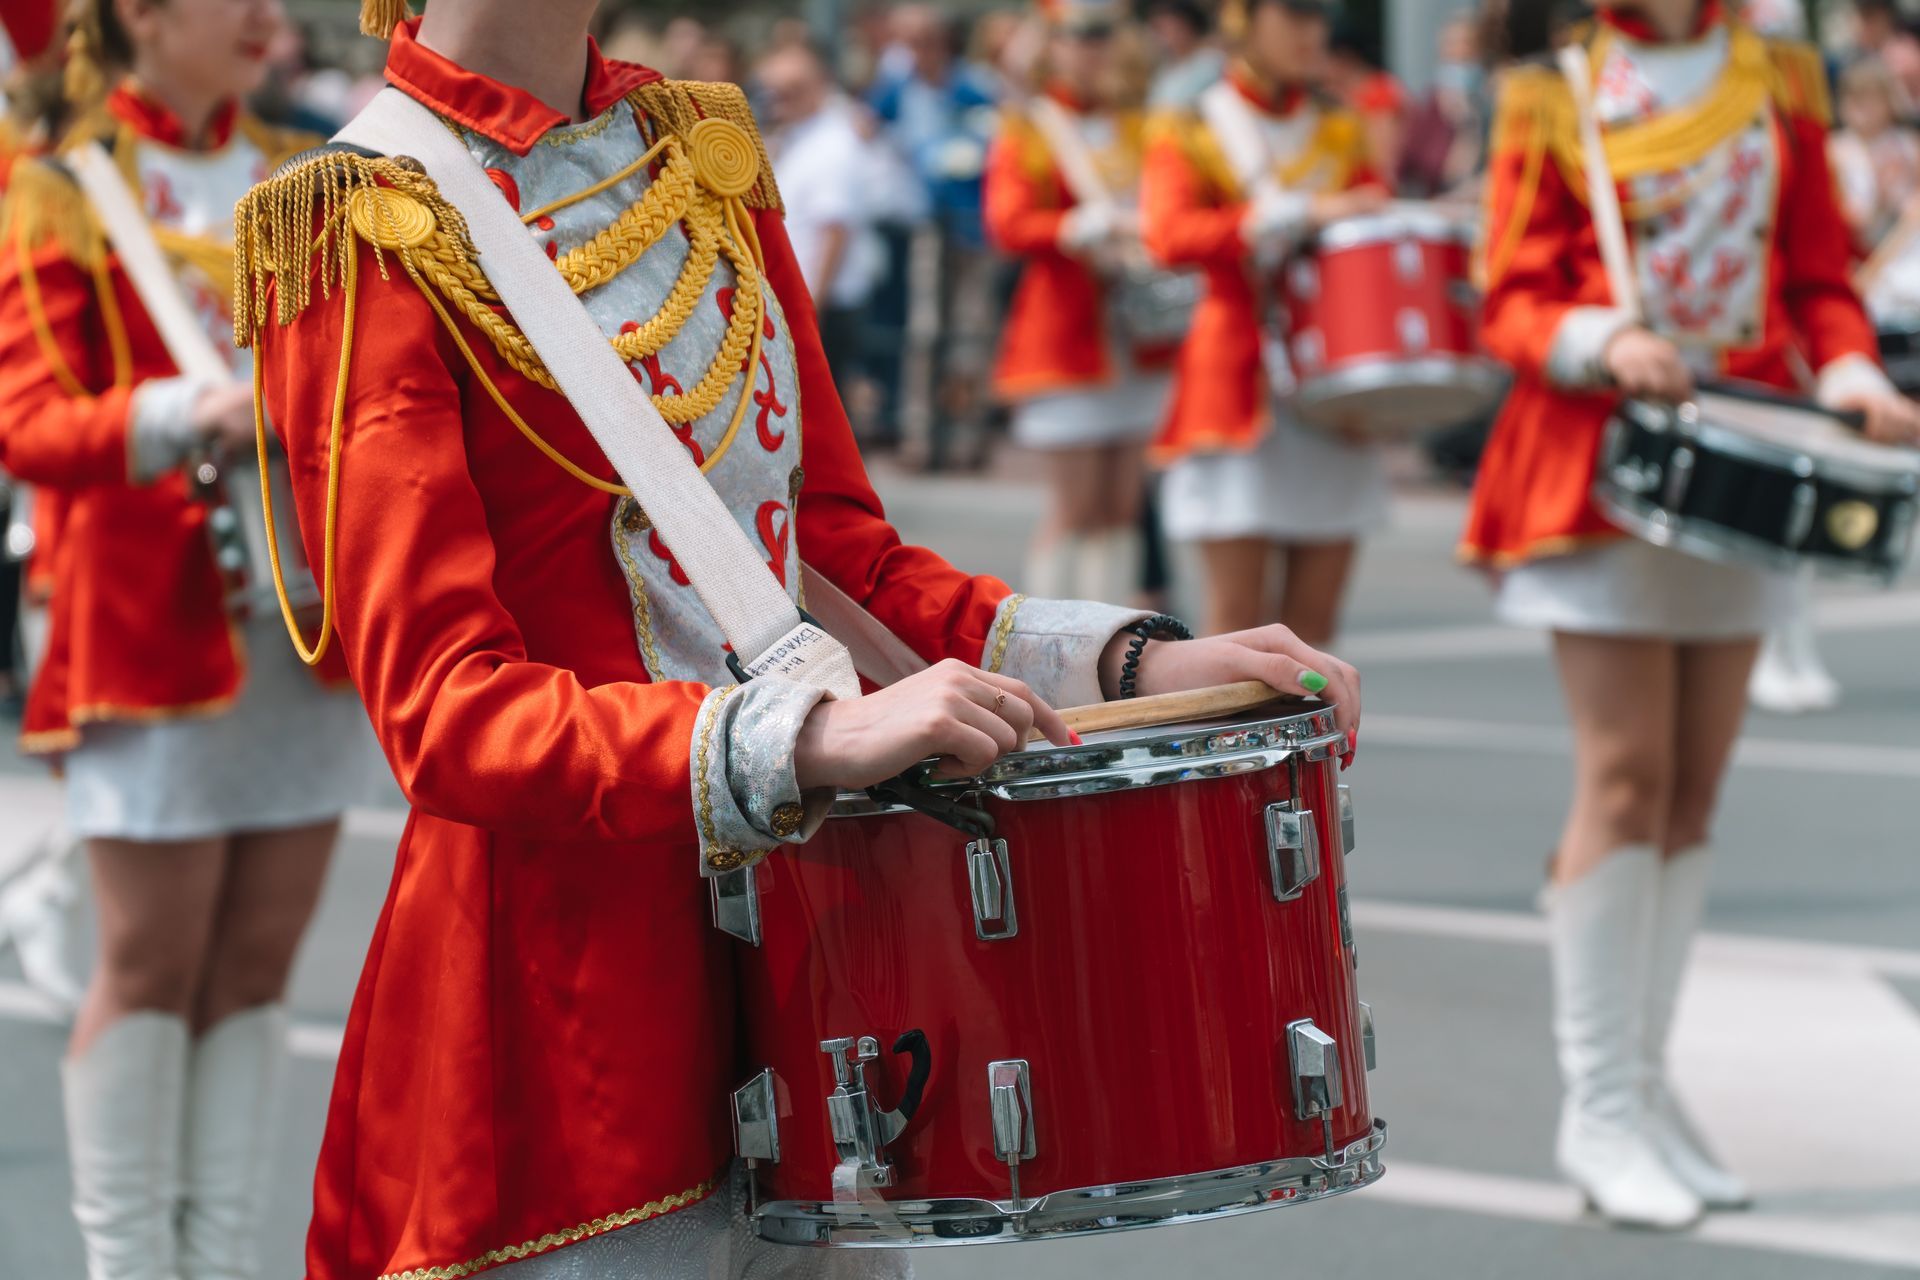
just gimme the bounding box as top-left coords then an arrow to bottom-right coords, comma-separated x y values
1603,327 -> 1693,402
1832,389 -> 1920,445
191,382 -> 259,451
1308,185 -> 1388,229
793,661 -> 1073,790
1107,626 -> 1363,762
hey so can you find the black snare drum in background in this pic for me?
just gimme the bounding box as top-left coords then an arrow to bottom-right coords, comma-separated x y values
1877,326 -> 1920,394
1594,390 -> 1920,584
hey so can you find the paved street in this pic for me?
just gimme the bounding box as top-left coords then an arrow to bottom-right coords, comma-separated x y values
2,460 -> 1917,1279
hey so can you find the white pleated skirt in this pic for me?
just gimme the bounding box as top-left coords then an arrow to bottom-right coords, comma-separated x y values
64,614 -> 374,841
1160,412 -> 1391,543
1496,537 -> 1792,639
1009,372 -> 1171,450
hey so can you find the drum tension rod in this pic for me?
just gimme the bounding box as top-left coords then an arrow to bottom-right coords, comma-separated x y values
866,767 -> 996,841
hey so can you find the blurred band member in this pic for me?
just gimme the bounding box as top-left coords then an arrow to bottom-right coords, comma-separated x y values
987,0 -> 1173,604
759,42 -> 883,397
0,0 -> 367,1274
1468,0 -> 1920,1229
1140,0 -> 1389,642
1143,0 -> 1224,110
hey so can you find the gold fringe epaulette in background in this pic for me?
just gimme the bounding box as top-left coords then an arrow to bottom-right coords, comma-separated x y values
1765,38 -> 1833,127
628,79 -> 782,213
1143,108 -> 1237,196
0,153 -> 106,270
231,149 -> 474,345
996,110 -> 1058,184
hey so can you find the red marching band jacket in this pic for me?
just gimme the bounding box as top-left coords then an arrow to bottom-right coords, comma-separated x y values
233,26 -> 1133,1280
0,87 -> 334,754
1462,5 -> 1884,567
984,95 -> 1173,398
1138,73 -> 1378,461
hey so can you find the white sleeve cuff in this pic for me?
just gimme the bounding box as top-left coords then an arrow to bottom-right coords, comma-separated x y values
1814,352 -> 1898,408
1240,190 -> 1313,258
690,677 -> 833,877
980,594 -> 1152,710
127,375 -> 213,484
1544,307 -> 1638,390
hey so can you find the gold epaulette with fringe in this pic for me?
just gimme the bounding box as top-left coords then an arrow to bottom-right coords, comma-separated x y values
1764,37 -> 1832,127
629,78 -> 782,213
996,110 -> 1058,184
0,153 -> 106,270
1143,107 -> 1236,196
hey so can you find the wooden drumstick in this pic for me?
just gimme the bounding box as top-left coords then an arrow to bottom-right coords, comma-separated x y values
1031,681 -> 1290,741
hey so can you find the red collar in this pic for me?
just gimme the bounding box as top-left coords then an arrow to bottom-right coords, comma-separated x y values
1600,1 -> 1726,43
1045,84 -> 1095,113
1228,66 -> 1305,117
384,18 -> 662,156
105,83 -> 239,150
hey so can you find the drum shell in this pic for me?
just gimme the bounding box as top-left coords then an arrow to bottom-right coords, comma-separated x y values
1596,403 -> 1920,582
737,754 -> 1372,1208
1282,216 -> 1505,435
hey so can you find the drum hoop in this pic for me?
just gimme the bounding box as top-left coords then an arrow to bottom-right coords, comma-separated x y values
1292,356 -> 1510,435
1592,485 -> 1907,584
830,704 -> 1343,814
1312,209 -> 1472,254
1623,399 -> 1920,491
750,1118 -> 1387,1247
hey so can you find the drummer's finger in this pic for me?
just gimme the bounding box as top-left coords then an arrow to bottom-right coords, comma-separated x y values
974,670 -> 1073,746
948,697 -> 1021,760
928,719 -> 1012,779
955,671 -> 1037,741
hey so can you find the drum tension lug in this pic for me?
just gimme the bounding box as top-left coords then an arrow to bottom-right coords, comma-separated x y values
1337,784 -> 1356,859
732,1068 -> 780,1218
1358,1002 -> 1377,1073
988,1059 -> 1036,1211
967,838 -> 1018,941
1265,803 -> 1322,902
1287,1018 -> 1345,1161
709,865 -> 761,946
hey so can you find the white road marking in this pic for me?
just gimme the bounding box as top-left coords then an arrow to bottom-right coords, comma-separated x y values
1374,1163 -> 1920,1270
1362,713 -> 1920,780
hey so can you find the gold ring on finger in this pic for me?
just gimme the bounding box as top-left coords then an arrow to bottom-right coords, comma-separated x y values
994,692 -> 1008,712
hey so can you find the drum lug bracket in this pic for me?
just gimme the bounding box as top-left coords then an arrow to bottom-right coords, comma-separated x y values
709,865 -> 761,947
1288,1017 -> 1347,1160
732,1068 -> 780,1164
1265,803 -> 1321,902
1358,1002 -> 1377,1072
1337,783 -> 1356,859
988,1058 -> 1037,1208
968,838 -> 1019,941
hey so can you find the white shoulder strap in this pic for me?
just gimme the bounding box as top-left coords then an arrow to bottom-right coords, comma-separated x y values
1198,80 -> 1280,200
66,143 -> 233,384
1026,96 -> 1115,209
338,88 -> 860,700
1555,45 -> 1642,320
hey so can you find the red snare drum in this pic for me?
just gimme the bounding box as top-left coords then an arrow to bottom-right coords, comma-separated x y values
1283,204 -> 1506,436
723,703 -> 1386,1247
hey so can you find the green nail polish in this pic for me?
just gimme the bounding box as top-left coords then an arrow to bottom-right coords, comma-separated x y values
1300,670 -> 1328,694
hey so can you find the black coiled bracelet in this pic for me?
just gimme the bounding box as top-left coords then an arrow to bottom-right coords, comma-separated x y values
1118,614 -> 1193,699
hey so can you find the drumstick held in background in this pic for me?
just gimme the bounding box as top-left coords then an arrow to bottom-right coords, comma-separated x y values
1036,681 -> 1288,741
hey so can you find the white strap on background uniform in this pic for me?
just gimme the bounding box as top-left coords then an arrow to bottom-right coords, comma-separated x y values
1027,95 -> 1116,210
1198,80 -> 1284,204
337,88 -> 861,700
1556,45 -> 1643,321
67,143 -> 234,384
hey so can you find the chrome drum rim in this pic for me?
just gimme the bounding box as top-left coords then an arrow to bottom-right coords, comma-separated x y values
753,1119 -> 1387,1247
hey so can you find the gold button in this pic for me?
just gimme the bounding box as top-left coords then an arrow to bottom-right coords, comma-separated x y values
769,802 -> 805,838
788,465 -> 805,502
620,500 -> 651,533
686,118 -> 759,199
706,847 -> 751,872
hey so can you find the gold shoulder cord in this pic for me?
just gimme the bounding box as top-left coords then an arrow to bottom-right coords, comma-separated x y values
236,87 -> 785,666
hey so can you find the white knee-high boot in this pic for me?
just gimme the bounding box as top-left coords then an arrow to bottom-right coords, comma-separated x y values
0,824 -> 88,1013
1546,847 -> 1702,1229
63,1011 -> 190,1280
1641,848 -> 1751,1209
1024,534 -> 1082,600
179,1004 -> 289,1279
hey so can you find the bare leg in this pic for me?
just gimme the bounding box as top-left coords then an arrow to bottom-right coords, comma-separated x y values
193,820 -> 339,1031
71,838 -> 228,1058
1097,442 -> 1146,533
1197,537 -> 1274,636
1550,632 -> 1679,884
1276,540 -> 1359,647
1665,638 -> 1760,855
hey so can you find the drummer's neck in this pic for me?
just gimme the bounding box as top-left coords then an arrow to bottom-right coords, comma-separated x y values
415,0 -> 600,123
1614,0 -> 1705,43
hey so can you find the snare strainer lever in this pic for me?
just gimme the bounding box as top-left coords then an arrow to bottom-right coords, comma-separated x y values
820,1030 -> 932,1186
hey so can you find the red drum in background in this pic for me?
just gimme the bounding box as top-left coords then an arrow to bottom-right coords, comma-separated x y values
1282,204 -> 1507,437
721,703 -> 1386,1247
